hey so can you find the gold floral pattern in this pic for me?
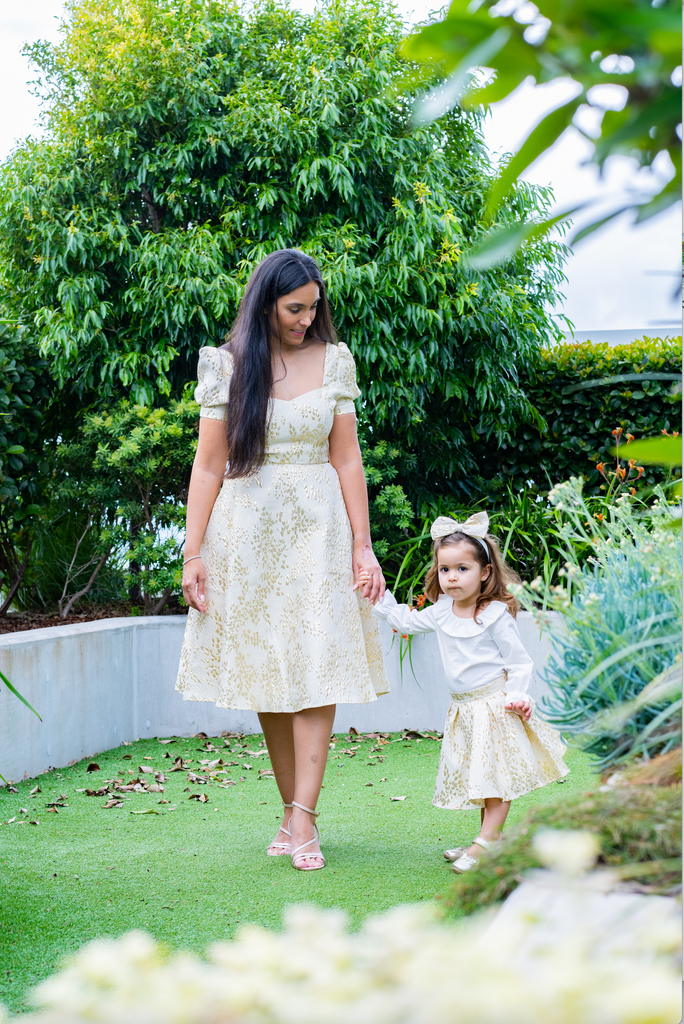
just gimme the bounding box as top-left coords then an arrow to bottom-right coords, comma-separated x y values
433,676 -> 569,810
176,342 -> 389,712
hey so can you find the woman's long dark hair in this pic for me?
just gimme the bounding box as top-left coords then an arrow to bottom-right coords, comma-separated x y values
221,249 -> 336,479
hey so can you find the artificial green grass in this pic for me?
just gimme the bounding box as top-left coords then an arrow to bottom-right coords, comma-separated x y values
0,734 -> 594,1014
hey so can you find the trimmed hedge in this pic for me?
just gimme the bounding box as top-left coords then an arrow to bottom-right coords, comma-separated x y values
476,336 -> 682,494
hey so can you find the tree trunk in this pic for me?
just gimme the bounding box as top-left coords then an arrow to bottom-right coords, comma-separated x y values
0,533 -> 32,616
58,547 -> 111,618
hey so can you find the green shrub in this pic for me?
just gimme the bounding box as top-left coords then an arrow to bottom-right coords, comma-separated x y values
21,398 -> 198,616
476,336 -> 682,496
444,785 -> 682,917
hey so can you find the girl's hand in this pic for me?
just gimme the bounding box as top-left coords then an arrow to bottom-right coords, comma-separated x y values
353,542 -> 385,605
182,556 -> 207,613
505,699 -> 532,721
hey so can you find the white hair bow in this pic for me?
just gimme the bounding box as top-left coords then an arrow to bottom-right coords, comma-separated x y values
430,512 -> 490,559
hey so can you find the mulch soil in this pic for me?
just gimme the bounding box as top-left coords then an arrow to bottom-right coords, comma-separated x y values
0,605 -> 188,635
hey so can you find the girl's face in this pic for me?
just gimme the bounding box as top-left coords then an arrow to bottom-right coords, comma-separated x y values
270,281 -> 320,347
437,541 -> 490,605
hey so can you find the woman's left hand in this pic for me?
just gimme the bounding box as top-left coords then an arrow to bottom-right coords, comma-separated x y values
353,541 -> 385,605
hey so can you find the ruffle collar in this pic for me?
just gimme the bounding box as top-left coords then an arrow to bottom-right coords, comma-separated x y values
432,597 -> 508,637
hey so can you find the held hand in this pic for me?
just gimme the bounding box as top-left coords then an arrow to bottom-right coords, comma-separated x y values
353,543 -> 385,605
505,699 -> 532,721
182,557 -> 207,613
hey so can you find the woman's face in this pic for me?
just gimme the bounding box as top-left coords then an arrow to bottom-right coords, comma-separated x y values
269,281 -> 320,347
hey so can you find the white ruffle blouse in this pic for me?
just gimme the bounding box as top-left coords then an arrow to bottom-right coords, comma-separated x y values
372,592 -> 533,702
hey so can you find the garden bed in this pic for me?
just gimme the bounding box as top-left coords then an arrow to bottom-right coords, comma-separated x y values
0,604 -> 187,635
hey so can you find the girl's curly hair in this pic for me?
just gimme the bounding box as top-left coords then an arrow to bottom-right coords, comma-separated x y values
424,530 -> 520,621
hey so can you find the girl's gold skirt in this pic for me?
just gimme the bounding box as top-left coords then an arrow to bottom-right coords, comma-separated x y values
433,675 -> 569,810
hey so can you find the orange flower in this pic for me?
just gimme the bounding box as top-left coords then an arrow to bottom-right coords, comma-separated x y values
612,427 -> 623,439
630,487 -> 637,495
416,594 -> 426,609
636,466 -> 644,479
626,433 -> 634,443
401,634 -> 408,640
596,462 -> 607,477
628,459 -> 636,469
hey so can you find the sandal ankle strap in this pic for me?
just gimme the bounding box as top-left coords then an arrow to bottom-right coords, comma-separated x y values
472,836 -> 491,850
283,802 -> 293,809
291,800 -> 319,817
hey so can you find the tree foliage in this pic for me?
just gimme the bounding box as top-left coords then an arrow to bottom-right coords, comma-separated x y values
0,0 -> 567,503
0,317 -> 51,612
401,0 -> 681,263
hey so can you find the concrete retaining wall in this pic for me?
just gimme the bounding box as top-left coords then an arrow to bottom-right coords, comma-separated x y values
0,612 -> 560,783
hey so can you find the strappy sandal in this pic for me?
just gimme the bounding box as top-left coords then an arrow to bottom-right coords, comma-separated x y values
451,836 -> 491,874
266,802 -> 293,856
443,846 -> 465,862
290,800 -> 325,871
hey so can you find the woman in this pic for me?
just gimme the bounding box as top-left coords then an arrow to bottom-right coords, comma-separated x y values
177,249 -> 389,871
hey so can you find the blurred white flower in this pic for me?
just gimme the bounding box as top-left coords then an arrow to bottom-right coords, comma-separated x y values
533,828 -> 600,875
6,886 -> 679,1024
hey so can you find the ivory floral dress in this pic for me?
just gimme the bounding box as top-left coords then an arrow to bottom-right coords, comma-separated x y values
373,593 -> 568,809
176,341 -> 389,713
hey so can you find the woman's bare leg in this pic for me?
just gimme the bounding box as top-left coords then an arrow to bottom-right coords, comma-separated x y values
258,712 -> 295,852
289,704 -> 336,866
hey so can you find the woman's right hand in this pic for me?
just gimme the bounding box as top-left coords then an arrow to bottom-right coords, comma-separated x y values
182,556 -> 207,613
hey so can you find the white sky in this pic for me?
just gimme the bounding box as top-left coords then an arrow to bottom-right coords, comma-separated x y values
0,0 -> 680,334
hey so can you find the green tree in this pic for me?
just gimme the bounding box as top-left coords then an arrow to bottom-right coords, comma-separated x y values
0,0 -> 567,504
0,317 -> 51,613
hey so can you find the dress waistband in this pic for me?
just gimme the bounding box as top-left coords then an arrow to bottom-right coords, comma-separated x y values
449,673 -> 508,703
263,441 -> 330,466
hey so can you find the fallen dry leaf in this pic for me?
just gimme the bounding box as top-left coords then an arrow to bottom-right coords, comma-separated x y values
30,785 -> 41,795
364,782 -> 373,787
189,793 -> 209,803
158,738 -> 175,744
85,787 -> 111,797
122,742 -> 132,746
158,799 -> 170,804
18,808 -> 28,815
7,786 -> 18,794
102,799 -> 123,809
138,765 -> 155,774
218,781 -> 237,788
145,784 -> 164,793
258,769 -> 275,777
86,763 -> 101,773
390,796 -> 407,802
122,754 -> 132,760
29,819 -> 40,825
130,808 -> 159,815
380,777 -> 387,782
6,817 -> 16,824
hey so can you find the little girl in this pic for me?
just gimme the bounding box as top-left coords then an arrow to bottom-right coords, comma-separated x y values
370,511 -> 568,873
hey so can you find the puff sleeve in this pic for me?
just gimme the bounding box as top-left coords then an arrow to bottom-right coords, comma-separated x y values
331,341 -> 361,416
194,347 -> 231,421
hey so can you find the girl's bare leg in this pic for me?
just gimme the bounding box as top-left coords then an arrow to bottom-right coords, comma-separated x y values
258,712 -> 295,850
466,797 -> 511,859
